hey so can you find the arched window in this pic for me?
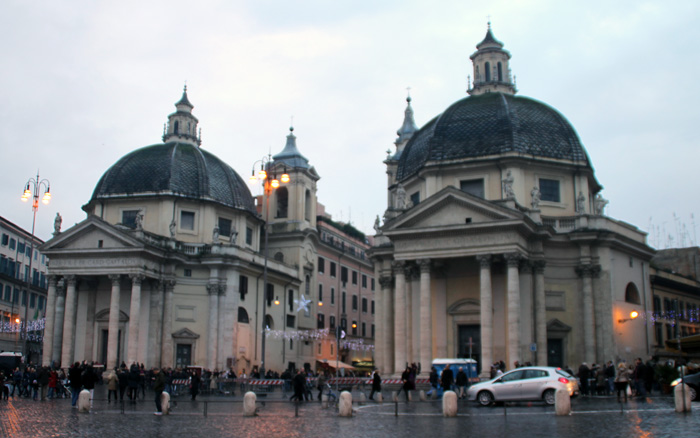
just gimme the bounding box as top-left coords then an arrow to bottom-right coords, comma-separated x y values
497,62 -> 503,81
625,283 -> 641,305
264,314 -> 274,330
305,190 -> 312,221
276,187 -> 288,218
237,307 -> 249,323
174,121 -> 179,134
485,62 -> 491,81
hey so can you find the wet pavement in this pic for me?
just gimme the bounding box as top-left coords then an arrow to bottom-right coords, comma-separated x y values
1,387 -> 698,438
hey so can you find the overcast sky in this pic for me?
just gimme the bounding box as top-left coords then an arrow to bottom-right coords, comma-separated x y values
1,0 -> 698,249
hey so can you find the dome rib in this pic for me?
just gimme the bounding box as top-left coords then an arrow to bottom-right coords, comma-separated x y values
396,93 -> 589,181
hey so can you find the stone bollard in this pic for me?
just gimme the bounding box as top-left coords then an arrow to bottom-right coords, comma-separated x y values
555,388 -> 571,416
321,393 -> 330,409
339,391 -> 353,417
392,391 -> 398,402
359,391 -> 366,405
419,390 -> 427,401
442,390 -> 458,417
376,393 -> 383,404
674,384 -> 692,413
78,390 -> 91,412
161,391 -> 171,415
408,390 -> 413,402
431,389 -> 438,400
243,391 -> 257,416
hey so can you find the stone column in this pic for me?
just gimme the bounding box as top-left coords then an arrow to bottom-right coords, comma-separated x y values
217,284 -> 226,370
160,280 -> 175,368
207,282 -> 219,371
477,255 -> 493,378
148,282 -> 163,367
392,261 -> 406,374
533,261 -> 547,365
505,253 -> 521,369
60,275 -> 77,368
127,274 -> 144,366
107,274 -> 122,370
404,264 -> 414,365
373,269 -> 384,376
379,275 -> 394,375
42,275 -> 58,367
52,280 -> 66,365
418,259 -> 432,373
576,265 -> 599,364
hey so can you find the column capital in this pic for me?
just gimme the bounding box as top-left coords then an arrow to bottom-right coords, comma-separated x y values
207,282 -> 219,295
533,260 -> 546,274
65,275 -> 77,287
575,264 -> 601,278
108,274 -> 121,285
48,275 -> 58,288
129,273 -> 146,285
378,275 -> 394,289
391,260 -> 406,275
476,254 -> 492,269
504,252 -> 523,268
164,279 -> 177,292
417,258 -> 431,274
218,283 -> 227,296
56,279 -> 66,298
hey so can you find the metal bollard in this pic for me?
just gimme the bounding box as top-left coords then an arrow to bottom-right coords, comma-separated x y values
295,400 -> 299,417
204,401 -> 208,417
395,398 -> 398,416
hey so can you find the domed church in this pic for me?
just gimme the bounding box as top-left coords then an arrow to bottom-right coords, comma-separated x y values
39,88 -> 322,372
370,25 -> 655,376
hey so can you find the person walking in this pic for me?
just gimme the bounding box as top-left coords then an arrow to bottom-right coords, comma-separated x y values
107,370 -> 119,403
441,364 -> 454,395
369,370 -> 381,401
397,367 -> 411,402
614,362 -> 630,402
153,367 -> 166,415
68,363 -> 82,407
316,371 -> 327,401
190,370 -> 201,401
455,367 -> 468,399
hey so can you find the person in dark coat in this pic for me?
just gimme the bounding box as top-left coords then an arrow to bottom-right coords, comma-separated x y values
38,366 -> 50,401
128,364 -> 140,401
290,369 -> 307,402
153,367 -> 166,415
68,362 -> 82,407
397,367 -> 411,401
578,363 -> 591,396
190,370 -> 201,400
441,364 -> 454,393
455,367 -> 468,399
117,367 -> 128,401
82,365 -> 97,408
369,370 -> 381,400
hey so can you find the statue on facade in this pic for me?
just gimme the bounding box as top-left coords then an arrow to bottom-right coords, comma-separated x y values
576,192 -> 586,214
212,226 -> 220,242
530,186 -> 541,210
593,193 -> 609,215
395,183 -> 408,210
53,212 -> 62,236
502,170 -> 515,199
169,219 -> 176,238
134,210 -> 144,230
230,226 -> 238,243
373,215 -> 381,234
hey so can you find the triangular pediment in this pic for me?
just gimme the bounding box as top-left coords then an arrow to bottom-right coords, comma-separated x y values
385,186 -> 522,231
172,327 -> 200,339
547,318 -> 572,332
40,215 -> 144,253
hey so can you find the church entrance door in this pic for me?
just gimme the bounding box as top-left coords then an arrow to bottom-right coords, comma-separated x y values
547,338 -> 563,367
458,324 -> 481,373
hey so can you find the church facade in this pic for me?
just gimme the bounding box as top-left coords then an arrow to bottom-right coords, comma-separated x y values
370,26 -> 656,377
38,89 -> 367,373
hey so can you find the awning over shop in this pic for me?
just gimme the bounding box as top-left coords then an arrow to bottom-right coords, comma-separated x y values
665,334 -> 700,354
317,359 -> 355,370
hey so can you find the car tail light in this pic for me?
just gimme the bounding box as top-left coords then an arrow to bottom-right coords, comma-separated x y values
558,377 -> 569,384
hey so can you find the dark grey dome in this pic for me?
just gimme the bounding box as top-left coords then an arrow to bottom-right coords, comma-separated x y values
396,93 -> 590,181
91,142 -> 256,213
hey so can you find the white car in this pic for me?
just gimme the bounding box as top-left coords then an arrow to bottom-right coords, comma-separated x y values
467,366 -> 578,406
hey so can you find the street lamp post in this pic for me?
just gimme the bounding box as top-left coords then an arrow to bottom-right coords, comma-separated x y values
20,170 -> 51,364
250,155 -> 288,378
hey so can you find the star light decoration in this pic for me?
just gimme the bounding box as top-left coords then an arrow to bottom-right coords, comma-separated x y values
295,294 -> 312,313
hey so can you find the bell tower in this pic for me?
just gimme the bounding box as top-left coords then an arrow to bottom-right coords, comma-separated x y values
163,85 -> 202,146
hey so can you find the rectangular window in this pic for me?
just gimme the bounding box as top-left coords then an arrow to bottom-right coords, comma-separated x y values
352,271 -> 358,285
38,296 -> 45,311
341,267 -> 348,284
22,290 -> 27,306
26,246 -> 32,257
410,192 -> 420,206
318,284 -> 323,302
460,178 -> 485,198
218,217 -> 232,237
239,275 -> 248,300
352,295 -> 358,311
18,242 -> 26,254
654,322 -> 663,346
330,315 -> 336,330
30,293 -> 36,308
362,298 -> 367,313
184,269 -> 192,277
246,227 -> 253,245
371,278 -> 375,291
539,178 -> 560,202
266,283 -> 274,307
9,238 -> 16,250
121,210 -> 140,228
371,300 -> 375,315
371,324 -> 375,338
330,262 -> 336,277
4,285 -> 9,301
288,289 -> 294,312
13,288 -> 19,304
362,274 -> 367,288
362,322 -> 366,337
318,257 -> 325,274
286,314 -> 296,328
342,292 -> 346,314
317,313 -> 325,329
180,211 -> 195,230
1,234 -> 8,246
351,320 -> 357,335
331,287 -> 335,305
